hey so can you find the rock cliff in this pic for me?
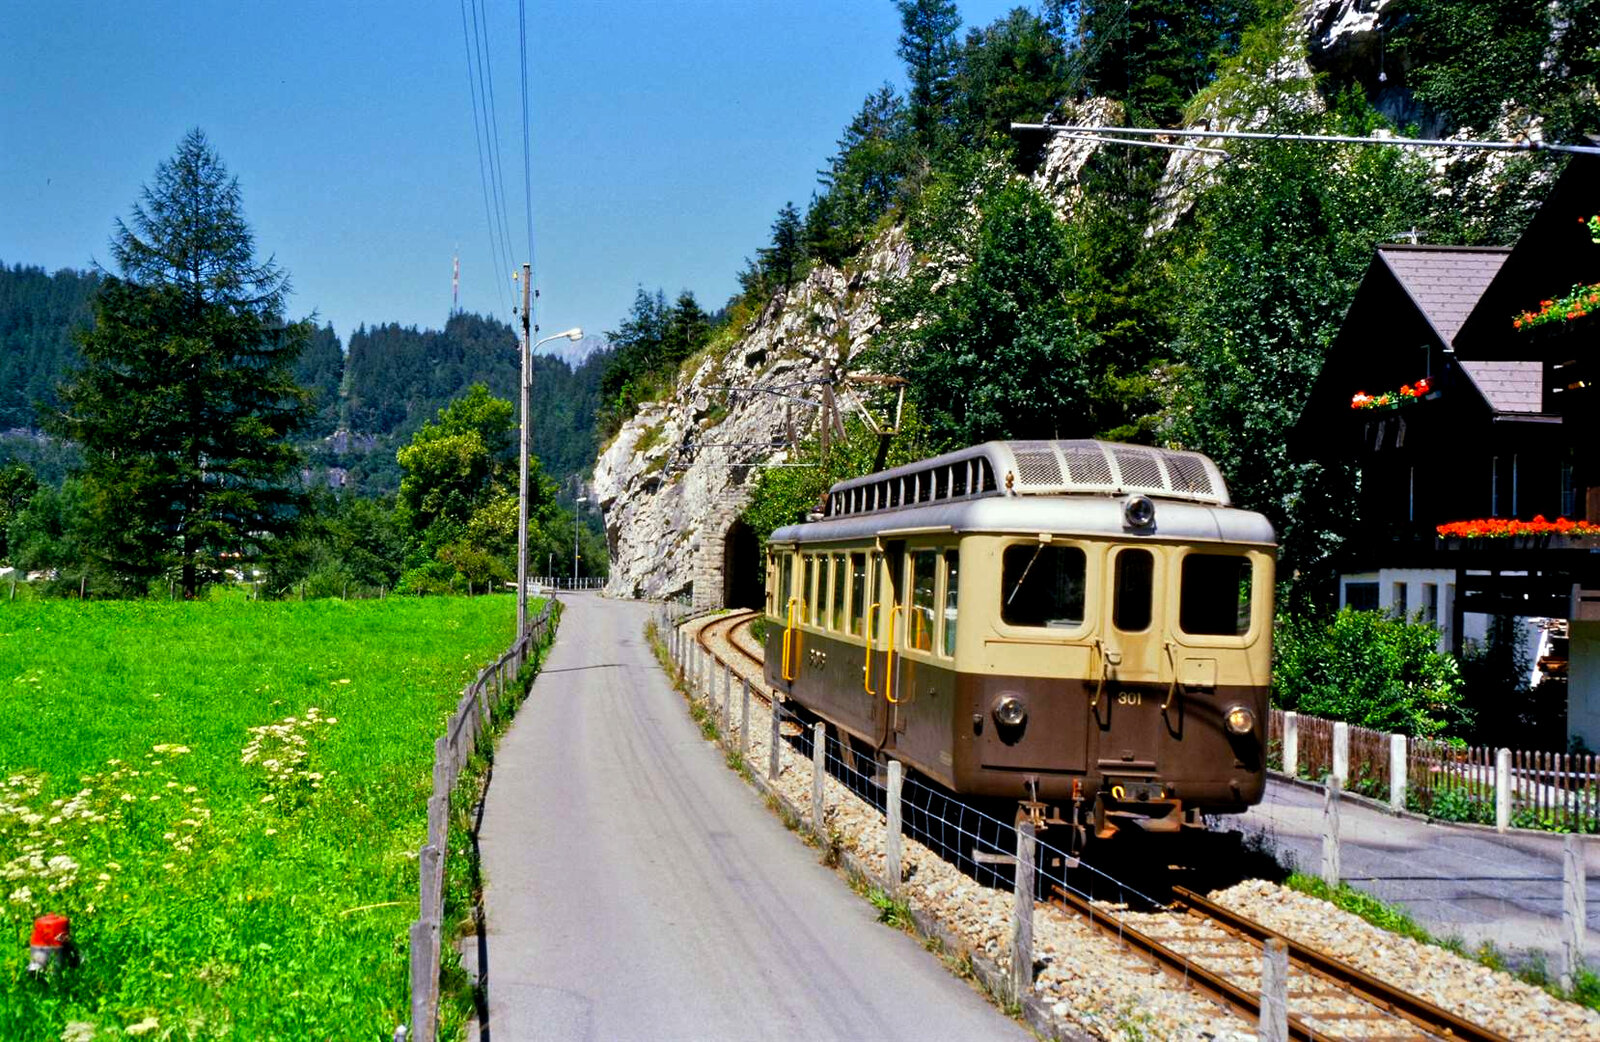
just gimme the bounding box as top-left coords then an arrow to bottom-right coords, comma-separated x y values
592,233 -> 912,607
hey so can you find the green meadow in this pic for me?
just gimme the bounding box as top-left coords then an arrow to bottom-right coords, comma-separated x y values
0,595 -> 522,1040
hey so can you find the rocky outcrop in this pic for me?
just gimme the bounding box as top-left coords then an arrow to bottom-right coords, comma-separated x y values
592,232 -> 912,607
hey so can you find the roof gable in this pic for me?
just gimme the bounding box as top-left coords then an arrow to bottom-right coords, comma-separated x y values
1378,245 -> 1509,344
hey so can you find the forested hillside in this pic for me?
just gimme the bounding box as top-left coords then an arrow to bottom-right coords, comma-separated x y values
0,264 -> 96,431
0,272 -> 607,498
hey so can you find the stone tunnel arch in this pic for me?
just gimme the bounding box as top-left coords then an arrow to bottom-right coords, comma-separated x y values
722,518 -> 764,611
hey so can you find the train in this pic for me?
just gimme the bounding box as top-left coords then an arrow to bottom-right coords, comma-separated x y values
761,439 -> 1275,853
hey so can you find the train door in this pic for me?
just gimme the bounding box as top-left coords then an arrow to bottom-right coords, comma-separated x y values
876,540 -> 906,750
1097,546 -> 1174,762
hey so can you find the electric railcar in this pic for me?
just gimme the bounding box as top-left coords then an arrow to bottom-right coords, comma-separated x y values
761,439 -> 1274,850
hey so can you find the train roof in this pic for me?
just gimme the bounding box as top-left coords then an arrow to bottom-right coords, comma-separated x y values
770,490 -> 1276,548
821,440 -> 1231,522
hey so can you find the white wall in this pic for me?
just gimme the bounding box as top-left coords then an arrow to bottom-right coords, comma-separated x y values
1570,621 -> 1600,752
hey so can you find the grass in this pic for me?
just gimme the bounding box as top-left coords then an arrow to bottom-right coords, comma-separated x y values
1285,872 -> 1600,1012
0,595 -> 526,1041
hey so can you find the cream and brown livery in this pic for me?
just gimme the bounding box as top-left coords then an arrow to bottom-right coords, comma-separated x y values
762,439 -> 1275,850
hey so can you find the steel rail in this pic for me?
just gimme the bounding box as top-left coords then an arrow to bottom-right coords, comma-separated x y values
718,617 -> 1507,1041
1170,887 -> 1512,1042
1047,884 -> 1331,1042
692,610 -> 766,675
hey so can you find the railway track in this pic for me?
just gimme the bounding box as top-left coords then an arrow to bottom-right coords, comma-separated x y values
676,610 -> 1511,1042
1050,884 -> 1509,1042
692,609 -> 765,675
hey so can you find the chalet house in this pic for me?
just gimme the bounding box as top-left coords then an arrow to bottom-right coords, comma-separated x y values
1298,154 -> 1600,747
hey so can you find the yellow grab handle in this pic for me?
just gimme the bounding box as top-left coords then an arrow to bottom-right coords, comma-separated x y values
1089,640 -> 1107,714
1161,641 -> 1178,713
885,604 -> 903,704
863,601 -> 880,694
782,597 -> 799,681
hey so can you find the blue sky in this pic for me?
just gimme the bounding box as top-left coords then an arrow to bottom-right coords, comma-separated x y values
3,1 -> 1024,349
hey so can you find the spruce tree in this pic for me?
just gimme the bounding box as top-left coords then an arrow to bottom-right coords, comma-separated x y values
897,0 -> 962,149
49,129 -> 308,596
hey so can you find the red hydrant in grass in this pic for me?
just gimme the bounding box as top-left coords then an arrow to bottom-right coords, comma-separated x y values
29,914 -> 74,973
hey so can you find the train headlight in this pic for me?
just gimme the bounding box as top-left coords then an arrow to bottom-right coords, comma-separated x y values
993,695 -> 1027,727
1123,494 -> 1156,529
1224,705 -> 1255,735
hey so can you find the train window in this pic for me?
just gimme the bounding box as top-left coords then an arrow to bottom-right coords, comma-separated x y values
908,550 -> 936,651
1113,549 -> 1154,632
951,464 -> 968,498
803,555 -> 816,625
831,554 -> 847,631
848,553 -> 867,635
1180,554 -> 1253,636
779,552 -> 793,613
978,459 -> 997,493
1001,545 -> 1086,628
942,549 -> 959,656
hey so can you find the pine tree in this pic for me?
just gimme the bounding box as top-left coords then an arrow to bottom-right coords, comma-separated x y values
897,0 -> 963,149
48,129 -> 308,596
758,202 -> 805,292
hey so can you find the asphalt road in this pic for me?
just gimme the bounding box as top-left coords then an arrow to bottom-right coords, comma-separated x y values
1236,776 -> 1600,959
478,594 -> 1029,1042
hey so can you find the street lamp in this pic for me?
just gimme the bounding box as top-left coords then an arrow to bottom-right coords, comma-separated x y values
573,495 -> 586,587
518,310 -> 584,631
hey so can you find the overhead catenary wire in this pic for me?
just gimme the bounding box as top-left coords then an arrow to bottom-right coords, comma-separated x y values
1012,122 -> 1600,157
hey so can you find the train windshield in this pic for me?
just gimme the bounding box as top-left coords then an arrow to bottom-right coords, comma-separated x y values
1180,553 -> 1253,636
1001,544 -> 1086,628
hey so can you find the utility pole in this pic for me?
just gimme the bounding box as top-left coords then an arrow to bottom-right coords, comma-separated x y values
516,262 -> 532,636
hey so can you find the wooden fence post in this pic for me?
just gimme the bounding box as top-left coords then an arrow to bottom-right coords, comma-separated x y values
886,760 -> 903,894
1260,937 -> 1289,1042
1282,711 -> 1298,778
1321,777 -> 1341,887
419,844 -> 443,925
1389,733 -> 1407,812
409,919 -> 438,1042
722,661 -> 733,733
1562,833 -> 1586,990
1011,817 -> 1036,1003
1496,747 -> 1512,833
812,721 -> 827,832
1332,721 -> 1349,787
740,677 -> 751,759
769,699 -> 781,781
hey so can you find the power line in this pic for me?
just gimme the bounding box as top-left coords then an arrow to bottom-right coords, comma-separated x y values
517,0 -> 538,336
469,0 -> 521,288
459,0 -> 512,319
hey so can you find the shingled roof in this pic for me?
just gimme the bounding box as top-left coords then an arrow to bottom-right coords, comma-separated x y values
1378,244 -> 1544,415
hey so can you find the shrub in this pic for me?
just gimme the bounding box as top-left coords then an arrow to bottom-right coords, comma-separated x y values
1273,608 -> 1470,738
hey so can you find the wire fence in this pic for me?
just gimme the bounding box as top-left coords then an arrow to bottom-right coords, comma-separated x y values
403,600 -> 557,1042
659,607 -> 1237,1031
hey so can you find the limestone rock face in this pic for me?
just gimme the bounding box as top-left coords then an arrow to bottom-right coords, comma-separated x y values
592,231 -> 912,607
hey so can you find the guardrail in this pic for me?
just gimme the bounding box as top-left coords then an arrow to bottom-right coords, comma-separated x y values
403,600 -> 557,1042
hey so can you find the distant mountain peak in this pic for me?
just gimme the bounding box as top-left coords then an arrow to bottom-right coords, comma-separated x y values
537,333 -> 606,366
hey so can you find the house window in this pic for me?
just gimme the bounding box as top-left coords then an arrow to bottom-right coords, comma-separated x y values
1345,582 -> 1379,612
1392,582 -> 1408,618
1563,461 -> 1577,518
1422,582 -> 1438,624
1492,455 -> 1520,517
